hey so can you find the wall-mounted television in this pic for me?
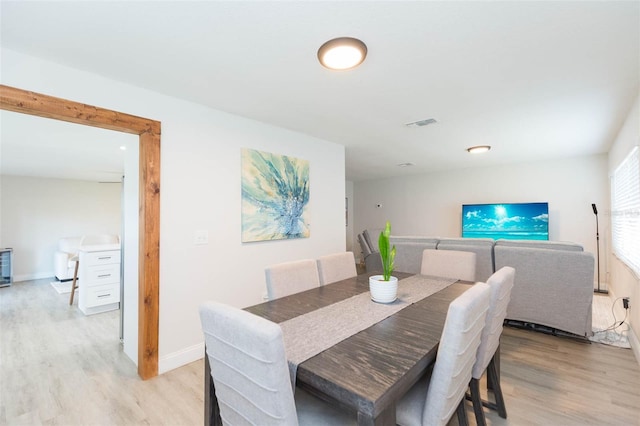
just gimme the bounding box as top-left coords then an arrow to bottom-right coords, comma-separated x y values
462,202 -> 549,240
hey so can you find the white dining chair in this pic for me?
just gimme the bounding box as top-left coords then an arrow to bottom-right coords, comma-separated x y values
421,249 -> 477,281
199,301 -> 356,425
317,252 -> 357,285
396,282 -> 490,426
265,259 -> 320,300
470,266 -> 515,425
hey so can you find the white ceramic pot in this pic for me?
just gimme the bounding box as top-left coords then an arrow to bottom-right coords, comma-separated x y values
369,275 -> 398,303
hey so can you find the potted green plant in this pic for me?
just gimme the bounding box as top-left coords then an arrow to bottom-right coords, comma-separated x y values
369,221 -> 398,303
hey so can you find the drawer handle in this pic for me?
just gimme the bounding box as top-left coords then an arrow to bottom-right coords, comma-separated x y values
98,256 -> 112,260
97,293 -> 111,298
97,274 -> 112,278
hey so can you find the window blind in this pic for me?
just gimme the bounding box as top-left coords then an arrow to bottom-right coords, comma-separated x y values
611,146 -> 640,277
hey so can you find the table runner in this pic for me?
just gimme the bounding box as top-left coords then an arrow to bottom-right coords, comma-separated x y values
280,274 -> 457,387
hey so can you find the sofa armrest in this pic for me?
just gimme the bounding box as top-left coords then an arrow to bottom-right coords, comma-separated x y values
363,229 -> 382,253
358,233 -> 373,257
364,252 -> 382,273
54,250 -> 76,280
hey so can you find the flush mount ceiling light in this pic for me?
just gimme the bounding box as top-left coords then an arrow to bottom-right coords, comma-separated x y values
317,37 -> 367,70
467,145 -> 491,154
397,162 -> 415,167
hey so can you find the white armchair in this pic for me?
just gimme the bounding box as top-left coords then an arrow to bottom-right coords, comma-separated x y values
54,235 -> 120,281
54,237 -> 83,281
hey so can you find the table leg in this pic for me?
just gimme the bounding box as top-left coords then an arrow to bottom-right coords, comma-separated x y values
487,343 -> 501,391
68,260 -> 79,305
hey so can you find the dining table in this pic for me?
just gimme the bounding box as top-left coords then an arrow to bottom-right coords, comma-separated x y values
204,271 -> 472,426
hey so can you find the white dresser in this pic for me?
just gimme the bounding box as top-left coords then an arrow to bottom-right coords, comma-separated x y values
78,248 -> 121,315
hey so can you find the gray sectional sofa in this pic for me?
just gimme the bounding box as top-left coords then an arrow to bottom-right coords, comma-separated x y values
494,240 -> 594,337
389,236 -> 439,275
357,230 -> 594,337
359,232 -> 495,281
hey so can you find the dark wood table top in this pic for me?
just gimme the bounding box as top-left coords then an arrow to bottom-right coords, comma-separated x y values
205,273 -> 470,426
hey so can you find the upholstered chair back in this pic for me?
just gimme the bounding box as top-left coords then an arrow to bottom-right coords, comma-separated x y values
265,259 -> 320,300
317,252 -> 357,285
422,282 -> 490,425
421,249 -> 477,282
472,266 -> 515,379
200,302 -> 357,425
199,301 -> 298,425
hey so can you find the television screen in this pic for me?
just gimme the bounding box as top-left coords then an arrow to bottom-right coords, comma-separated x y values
462,202 -> 549,240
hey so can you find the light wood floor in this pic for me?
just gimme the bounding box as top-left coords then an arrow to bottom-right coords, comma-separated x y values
2,279 -> 639,425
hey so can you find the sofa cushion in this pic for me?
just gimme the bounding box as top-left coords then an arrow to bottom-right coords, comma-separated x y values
436,237 -> 495,247
390,236 -> 440,245
495,239 -> 583,252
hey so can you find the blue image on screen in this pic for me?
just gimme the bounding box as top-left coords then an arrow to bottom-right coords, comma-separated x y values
462,202 -> 549,240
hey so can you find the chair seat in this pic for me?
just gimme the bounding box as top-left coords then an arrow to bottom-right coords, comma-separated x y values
396,368 -> 432,426
296,388 -> 356,425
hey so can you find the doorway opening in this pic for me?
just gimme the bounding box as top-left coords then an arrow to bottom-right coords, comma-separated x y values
1,84 -> 160,379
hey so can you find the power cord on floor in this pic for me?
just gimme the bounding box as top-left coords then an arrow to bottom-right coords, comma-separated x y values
591,297 -> 631,348
593,297 -> 628,332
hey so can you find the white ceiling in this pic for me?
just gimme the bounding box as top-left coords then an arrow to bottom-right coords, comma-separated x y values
1,110 -> 135,182
1,1 -> 638,182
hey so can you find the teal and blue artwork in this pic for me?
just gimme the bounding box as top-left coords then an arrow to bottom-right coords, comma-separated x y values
241,148 -> 310,242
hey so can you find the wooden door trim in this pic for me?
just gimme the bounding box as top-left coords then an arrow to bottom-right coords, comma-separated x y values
1,84 -> 160,379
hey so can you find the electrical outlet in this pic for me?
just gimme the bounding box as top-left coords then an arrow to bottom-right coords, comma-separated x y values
623,297 -> 630,309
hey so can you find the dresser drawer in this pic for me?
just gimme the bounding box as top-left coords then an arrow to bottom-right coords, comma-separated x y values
85,283 -> 120,307
84,250 -> 120,266
86,264 -> 120,286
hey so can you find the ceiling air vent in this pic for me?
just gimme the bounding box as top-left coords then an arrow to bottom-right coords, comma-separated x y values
405,118 -> 437,128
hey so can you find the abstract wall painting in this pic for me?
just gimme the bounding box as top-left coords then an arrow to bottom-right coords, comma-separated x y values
241,148 -> 310,242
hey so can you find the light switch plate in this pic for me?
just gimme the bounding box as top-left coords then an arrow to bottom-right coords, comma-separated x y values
194,230 -> 209,245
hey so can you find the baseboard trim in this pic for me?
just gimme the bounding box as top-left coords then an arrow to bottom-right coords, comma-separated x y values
158,342 -> 204,375
14,272 -> 55,282
629,325 -> 640,367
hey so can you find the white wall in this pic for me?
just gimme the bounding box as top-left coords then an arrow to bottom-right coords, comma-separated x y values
354,154 -> 610,286
0,175 -> 121,281
121,140 -> 140,363
607,93 -> 640,363
1,48 -> 346,373
346,180 -> 354,254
